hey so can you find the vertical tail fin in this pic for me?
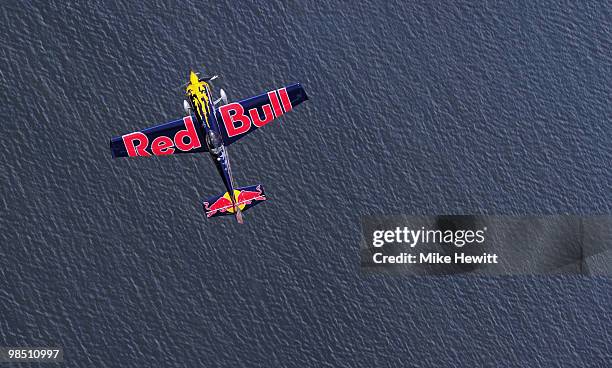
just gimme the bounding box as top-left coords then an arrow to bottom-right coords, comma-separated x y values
235,210 -> 244,224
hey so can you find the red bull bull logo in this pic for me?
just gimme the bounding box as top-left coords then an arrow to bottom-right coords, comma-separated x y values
122,116 -> 202,157
219,87 -> 293,137
203,185 -> 266,218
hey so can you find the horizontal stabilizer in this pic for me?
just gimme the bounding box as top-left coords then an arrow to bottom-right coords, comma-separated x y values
203,185 -> 266,218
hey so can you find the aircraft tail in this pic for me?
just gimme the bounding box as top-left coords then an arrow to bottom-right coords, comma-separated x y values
202,185 -> 266,220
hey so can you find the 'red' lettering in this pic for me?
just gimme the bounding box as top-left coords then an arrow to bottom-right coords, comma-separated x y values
122,116 -> 201,157
151,136 -> 175,155
174,116 -> 202,151
122,132 -> 150,157
220,102 -> 252,137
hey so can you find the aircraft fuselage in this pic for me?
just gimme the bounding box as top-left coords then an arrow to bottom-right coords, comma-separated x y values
185,71 -> 238,211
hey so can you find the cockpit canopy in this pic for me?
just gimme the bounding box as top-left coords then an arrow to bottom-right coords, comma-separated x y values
206,130 -> 223,148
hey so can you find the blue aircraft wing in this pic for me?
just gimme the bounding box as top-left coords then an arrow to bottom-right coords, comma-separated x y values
216,83 -> 308,146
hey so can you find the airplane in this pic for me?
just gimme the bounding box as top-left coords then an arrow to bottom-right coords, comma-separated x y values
110,71 -> 308,223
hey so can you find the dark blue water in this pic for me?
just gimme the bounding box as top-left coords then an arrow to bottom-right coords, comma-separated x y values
1,1 -> 610,366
